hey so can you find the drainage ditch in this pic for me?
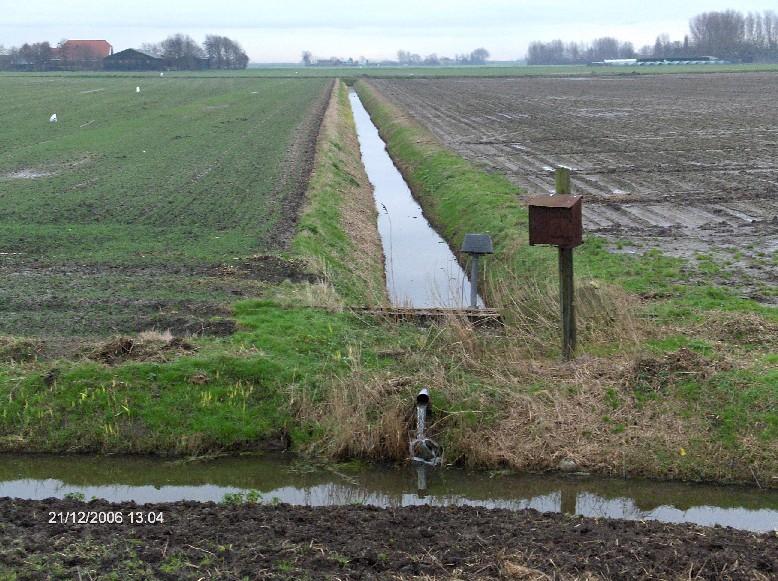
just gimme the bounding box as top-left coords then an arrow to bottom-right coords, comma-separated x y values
0,454 -> 775,533
349,89 -> 483,308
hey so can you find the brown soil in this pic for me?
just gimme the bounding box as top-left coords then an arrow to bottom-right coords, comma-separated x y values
207,254 -> 321,284
0,499 -> 774,580
370,74 -> 778,303
623,347 -> 730,393
270,79 -> 336,251
89,333 -> 197,365
0,255 -> 320,342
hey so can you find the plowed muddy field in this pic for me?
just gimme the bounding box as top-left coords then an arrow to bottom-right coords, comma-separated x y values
1,499 -> 775,579
372,74 -> 778,303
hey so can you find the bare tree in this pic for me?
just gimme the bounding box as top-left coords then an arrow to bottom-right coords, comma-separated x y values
140,42 -> 164,57
160,34 -> 206,69
619,42 -> 636,58
689,10 -> 745,58
204,35 -> 226,68
589,37 -> 620,60
203,35 -> 248,69
301,51 -> 313,65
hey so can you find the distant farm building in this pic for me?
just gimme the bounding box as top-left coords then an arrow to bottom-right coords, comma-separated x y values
60,40 -> 113,60
55,40 -> 113,70
635,56 -> 729,66
592,56 -> 728,66
104,49 -> 164,71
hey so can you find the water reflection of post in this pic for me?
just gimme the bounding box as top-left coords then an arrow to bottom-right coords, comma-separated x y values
416,464 -> 428,499
560,487 -> 577,515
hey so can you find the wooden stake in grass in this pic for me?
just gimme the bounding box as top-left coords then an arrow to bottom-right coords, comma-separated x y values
559,245 -> 575,360
556,168 -> 576,360
527,167 -> 583,361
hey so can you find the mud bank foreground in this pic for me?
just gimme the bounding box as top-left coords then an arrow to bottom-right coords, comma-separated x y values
0,497 -> 775,580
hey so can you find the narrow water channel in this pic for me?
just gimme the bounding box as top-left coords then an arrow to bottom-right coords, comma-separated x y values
349,90 -> 484,308
1,454 -> 775,533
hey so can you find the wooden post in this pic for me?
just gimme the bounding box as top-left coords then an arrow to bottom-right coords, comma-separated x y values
559,247 -> 575,360
556,167 -> 575,360
555,166 -> 571,195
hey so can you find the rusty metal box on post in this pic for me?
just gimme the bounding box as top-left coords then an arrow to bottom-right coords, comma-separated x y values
527,195 -> 583,248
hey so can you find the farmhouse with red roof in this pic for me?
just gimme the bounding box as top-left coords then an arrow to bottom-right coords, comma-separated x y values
60,40 -> 113,59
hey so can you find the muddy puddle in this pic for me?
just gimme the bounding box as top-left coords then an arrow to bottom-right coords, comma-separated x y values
1,454 -> 775,533
349,90 -> 483,308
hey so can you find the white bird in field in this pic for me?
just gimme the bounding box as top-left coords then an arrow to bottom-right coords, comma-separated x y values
49,113 -> 57,123
160,72 -> 164,77
136,86 -> 140,93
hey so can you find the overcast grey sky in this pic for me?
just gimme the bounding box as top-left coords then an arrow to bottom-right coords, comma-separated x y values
1,1 -> 775,62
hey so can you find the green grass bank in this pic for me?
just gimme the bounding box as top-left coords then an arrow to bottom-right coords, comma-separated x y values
349,79 -> 777,485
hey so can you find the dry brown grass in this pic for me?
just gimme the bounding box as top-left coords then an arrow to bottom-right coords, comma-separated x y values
89,330 -> 195,365
500,559 -> 552,580
291,280 -> 761,481
291,362 -> 413,461
485,357 -> 708,476
409,306 -> 746,478
623,347 -> 732,394
486,271 -> 643,359
262,279 -> 345,312
697,310 -> 778,346
0,336 -> 44,363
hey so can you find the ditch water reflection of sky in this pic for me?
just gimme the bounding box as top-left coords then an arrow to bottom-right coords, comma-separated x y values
349,90 -> 484,308
0,455 -> 775,533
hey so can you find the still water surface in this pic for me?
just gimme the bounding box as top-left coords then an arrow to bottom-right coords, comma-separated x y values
349,90 -> 483,308
1,454 -> 775,533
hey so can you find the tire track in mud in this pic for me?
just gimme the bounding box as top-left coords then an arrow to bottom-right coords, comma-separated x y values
373,75 -> 778,303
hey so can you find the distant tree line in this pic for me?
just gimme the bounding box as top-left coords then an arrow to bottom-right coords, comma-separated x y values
141,34 -> 248,70
527,9 -> 778,64
0,33 -> 248,71
301,47 -> 490,67
0,41 -> 55,71
527,38 -> 636,66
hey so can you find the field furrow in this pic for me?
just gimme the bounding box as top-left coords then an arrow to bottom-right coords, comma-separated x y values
372,74 -> 778,302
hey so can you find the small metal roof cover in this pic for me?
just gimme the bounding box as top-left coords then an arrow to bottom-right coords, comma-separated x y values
526,194 -> 582,208
461,233 -> 494,254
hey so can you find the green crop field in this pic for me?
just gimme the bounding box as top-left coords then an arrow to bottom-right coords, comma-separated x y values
0,76 -> 330,339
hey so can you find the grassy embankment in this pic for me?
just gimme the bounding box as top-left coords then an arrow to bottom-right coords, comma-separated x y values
349,79 -> 777,485
0,78 -> 775,487
0,80 -> 388,455
0,81 -> 403,458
